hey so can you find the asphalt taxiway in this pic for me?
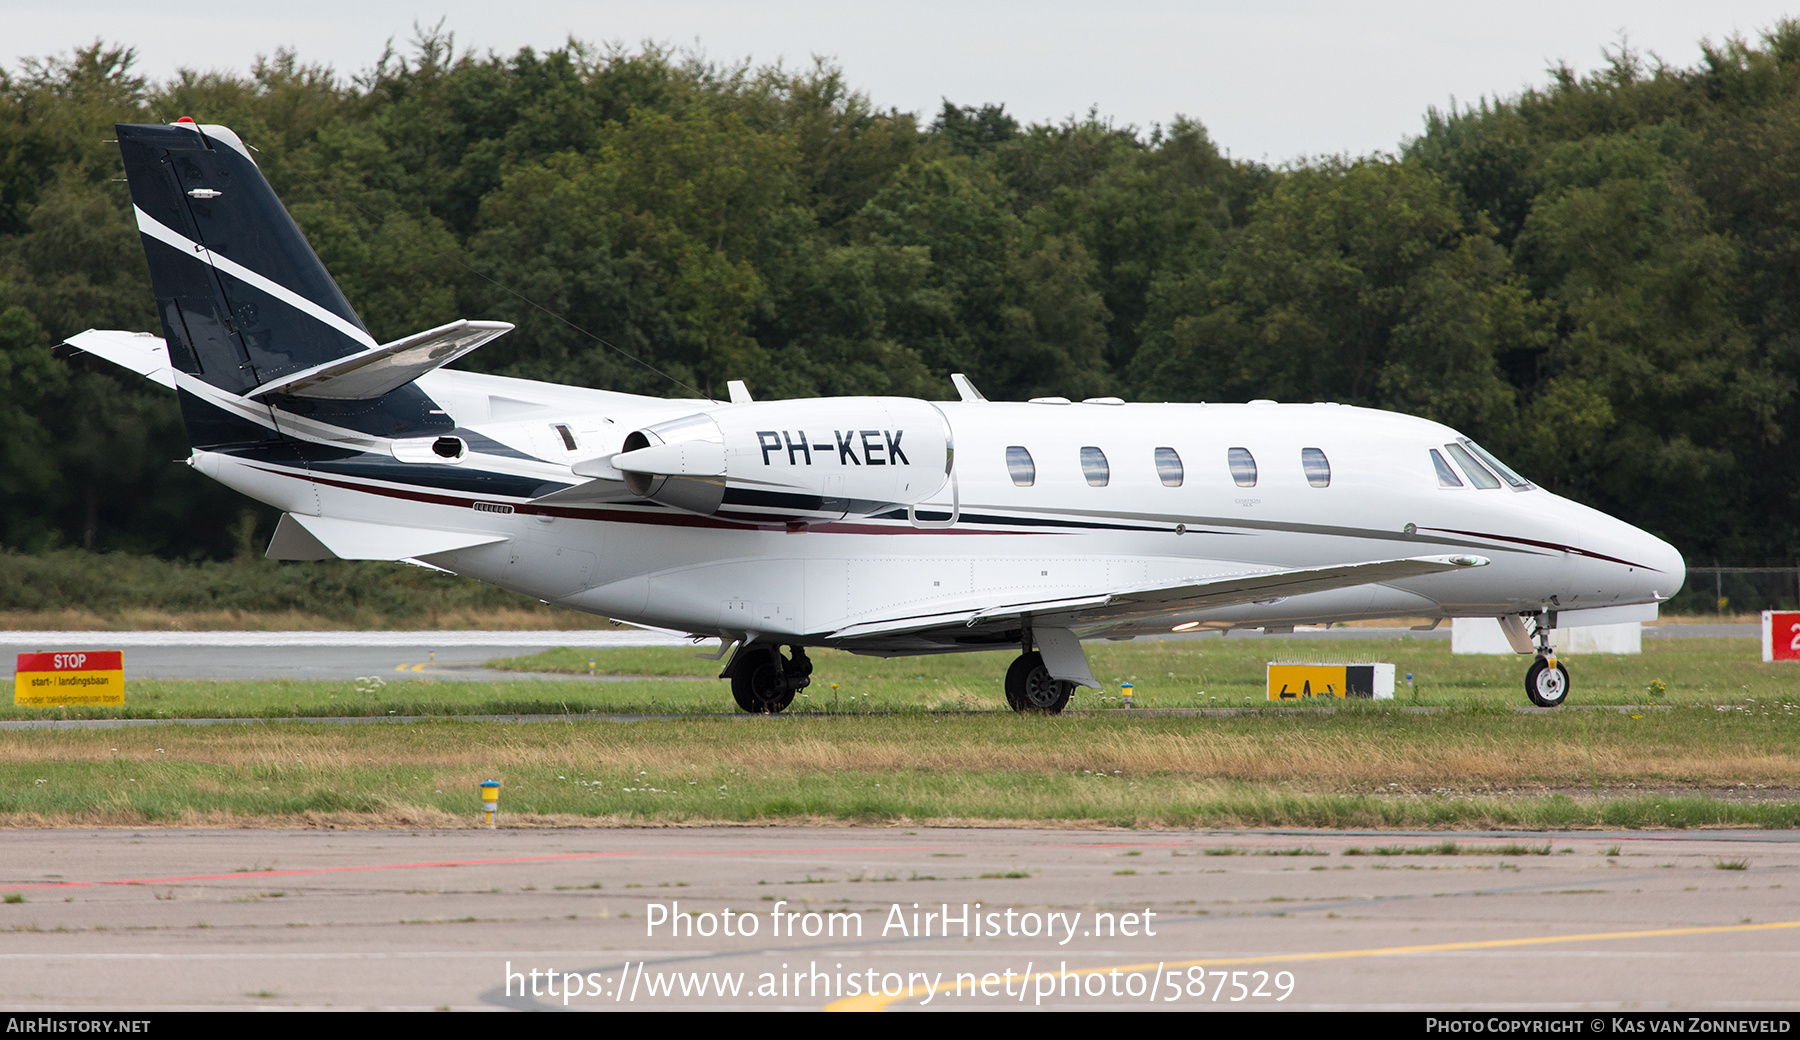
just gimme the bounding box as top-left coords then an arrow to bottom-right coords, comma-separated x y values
0,629 -> 693,682
0,827 -> 1793,1011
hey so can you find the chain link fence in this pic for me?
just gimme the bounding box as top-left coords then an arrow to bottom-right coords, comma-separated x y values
1665,567 -> 1800,615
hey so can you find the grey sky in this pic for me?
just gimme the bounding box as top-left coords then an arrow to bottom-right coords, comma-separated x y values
6,1 -> 1798,162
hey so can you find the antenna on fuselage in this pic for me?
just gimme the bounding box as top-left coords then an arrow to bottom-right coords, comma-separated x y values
950,373 -> 987,403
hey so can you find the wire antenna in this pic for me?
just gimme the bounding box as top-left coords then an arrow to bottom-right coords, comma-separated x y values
281,157 -> 709,400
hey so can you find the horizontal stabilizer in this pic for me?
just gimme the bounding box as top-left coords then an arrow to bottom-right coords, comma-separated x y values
64,330 -> 177,389
266,512 -> 507,561
248,319 -> 513,400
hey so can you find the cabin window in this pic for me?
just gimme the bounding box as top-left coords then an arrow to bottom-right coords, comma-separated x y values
1430,449 -> 1463,487
1444,443 -> 1500,488
1227,447 -> 1257,487
1461,438 -> 1532,489
1301,447 -> 1330,487
1154,447 -> 1184,487
1080,446 -> 1110,486
1006,445 -> 1036,486
552,423 -> 578,451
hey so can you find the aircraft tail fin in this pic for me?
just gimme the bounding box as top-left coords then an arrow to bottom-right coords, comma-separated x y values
115,121 -> 375,398
114,121 -> 464,449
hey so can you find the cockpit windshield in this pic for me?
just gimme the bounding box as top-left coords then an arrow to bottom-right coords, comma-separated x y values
1459,439 -> 1532,490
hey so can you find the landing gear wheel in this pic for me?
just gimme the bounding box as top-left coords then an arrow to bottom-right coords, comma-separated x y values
731,648 -> 795,713
729,646 -> 809,713
1005,651 -> 1074,714
1525,657 -> 1570,708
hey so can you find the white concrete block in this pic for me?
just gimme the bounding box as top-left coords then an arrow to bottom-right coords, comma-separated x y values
1558,622 -> 1642,654
1451,617 -> 1518,654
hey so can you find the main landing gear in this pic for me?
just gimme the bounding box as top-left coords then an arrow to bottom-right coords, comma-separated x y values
1524,615 -> 1570,708
1005,651 -> 1074,714
728,645 -> 812,714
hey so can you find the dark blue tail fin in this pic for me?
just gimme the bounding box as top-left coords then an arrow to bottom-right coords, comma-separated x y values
116,121 -> 451,448
117,121 -> 373,396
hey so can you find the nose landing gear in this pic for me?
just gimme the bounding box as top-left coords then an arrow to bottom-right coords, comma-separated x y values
1523,614 -> 1570,708
1525,656 -> 1570,707
728,645 -> 812,713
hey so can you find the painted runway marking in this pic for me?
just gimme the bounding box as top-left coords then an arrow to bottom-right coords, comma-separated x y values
823,919 -> 1800,1011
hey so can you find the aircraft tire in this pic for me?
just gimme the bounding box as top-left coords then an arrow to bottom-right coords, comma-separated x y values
1005,651 -> 1074,714
731,648 -> 795,713
1524,657 -> 1570,708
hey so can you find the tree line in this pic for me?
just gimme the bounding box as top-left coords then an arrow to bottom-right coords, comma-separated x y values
1,26 -> 1796,564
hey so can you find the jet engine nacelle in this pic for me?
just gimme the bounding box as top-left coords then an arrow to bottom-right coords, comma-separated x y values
612,397 -> 953,524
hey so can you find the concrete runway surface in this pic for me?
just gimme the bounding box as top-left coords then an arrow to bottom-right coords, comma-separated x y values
0,629 -> 695,682
0,625 -> 1759,683
0,828 -> 1794,1011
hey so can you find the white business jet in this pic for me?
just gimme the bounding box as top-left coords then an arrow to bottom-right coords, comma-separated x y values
68,120 -> 1685,713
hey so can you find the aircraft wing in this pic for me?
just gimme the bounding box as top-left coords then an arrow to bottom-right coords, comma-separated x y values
1098,553 -> 1488,618
826,554 -> 1486,642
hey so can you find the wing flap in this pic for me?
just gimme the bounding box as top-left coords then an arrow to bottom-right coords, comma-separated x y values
248,319 -> 513,400
828,595 -> 1112,641
1097,554 -> 1488,620
825,555 -> 1485,642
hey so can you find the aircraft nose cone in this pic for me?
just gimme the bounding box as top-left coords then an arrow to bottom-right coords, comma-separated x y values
1567,504 -> 1685,608
1640,528 -> 1686,602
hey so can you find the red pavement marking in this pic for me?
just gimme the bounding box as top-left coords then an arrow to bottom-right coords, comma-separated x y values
0,844 -> 952,891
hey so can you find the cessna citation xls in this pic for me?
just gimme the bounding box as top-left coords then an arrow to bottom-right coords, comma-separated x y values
68,120 -> 1685,713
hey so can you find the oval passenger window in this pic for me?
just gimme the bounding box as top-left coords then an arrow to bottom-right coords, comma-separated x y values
1154,447 -> 1183,487
1080,446 -> 1110,487
1006,445 -> 1035,486
1227,447 -> 1257,487
1301,447 -> 1330,487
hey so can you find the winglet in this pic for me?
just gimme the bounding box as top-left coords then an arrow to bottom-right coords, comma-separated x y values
726,380 -> 753,404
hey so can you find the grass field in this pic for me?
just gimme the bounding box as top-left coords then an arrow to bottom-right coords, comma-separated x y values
1,637 -> 1790,720
2,711 -> 1795,830
2,637 -> 1794,829
484,636 -> 1795,711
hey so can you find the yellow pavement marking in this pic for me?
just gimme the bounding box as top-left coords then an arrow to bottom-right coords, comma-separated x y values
392,663 -> 429,672
823,919 -> 1800,1011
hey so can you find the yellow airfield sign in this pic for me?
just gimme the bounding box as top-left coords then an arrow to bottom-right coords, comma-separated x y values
1266,662 -> 1394,701
14,651 -> 124,706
